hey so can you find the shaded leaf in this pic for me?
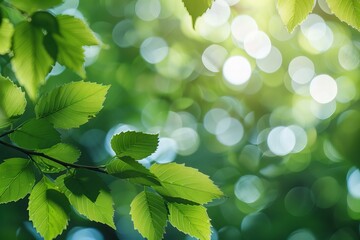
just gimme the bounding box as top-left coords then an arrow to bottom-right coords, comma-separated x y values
150,163 -> 223,204
182,0 -> 213,26
0,158 -> 35,203
0,76 -> 26,129
168,203 -> 211,240
28,177 -> 70,240
9,0 -> 63,13
11,21 -> 54,100
111,131 -> 158,160
35,81 -> 109,129
31,11 -> 59,34
106,157 -> 160,186
277,0 -> 315,32
0,18 -> 14,54
57,170 -> 115,229
43,34 -> 58,60
53,15 -> 99,77
326,0 -> 360,31
32,143 -> 80,173
10,118 -> 60,149
130,191 -> 167,240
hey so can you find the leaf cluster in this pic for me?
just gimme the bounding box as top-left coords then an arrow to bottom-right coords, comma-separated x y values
0,2 -> 224,240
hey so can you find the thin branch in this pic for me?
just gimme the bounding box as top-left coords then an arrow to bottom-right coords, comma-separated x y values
0,129 -> 16,138
0,140 -> 107,174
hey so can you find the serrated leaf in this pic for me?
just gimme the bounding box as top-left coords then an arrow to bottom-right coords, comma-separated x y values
32,143 -> 80,173
10,118 -> 60,149
11,21 -> 54,100
277,0 -> 315,32
57,170 -> 115,229
0,76 -> 26,129
130,191 -> 167,240
28,177 -> 70,240
326,0 -> 360,31
0,18 -> 14,54
182,0 -> 213,26
35,81 -> 109,129
107,157 -> 160,186
168,203 -> 211,240
9,0 -> 63,13
150,163 -> 223,204
53,15 -> 99,77
111,131 -> 158,160
0,158 -> 35,204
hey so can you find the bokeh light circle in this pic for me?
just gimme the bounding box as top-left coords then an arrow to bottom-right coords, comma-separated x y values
256,46 -> 282,73
267,126 -> 296,156
231,15 -> 258,44
202,44 -> 228,72
140,37 -> 169,64
310,74 -> 337,104
244,31 -> 271,59
215,117 -> 244,146
235,175 -> 264,204
223,56 -> 252,85
288,56 -> 315,84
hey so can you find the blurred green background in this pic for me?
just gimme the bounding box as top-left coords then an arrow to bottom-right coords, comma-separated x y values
2,0 -> 360,239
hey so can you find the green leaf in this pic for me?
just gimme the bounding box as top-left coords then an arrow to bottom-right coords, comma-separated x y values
53,15 -> 99,77
111,131 -> 159,160
28,177 -> 70,240
9,0 -> 63,13
10,118 -> 60,149
35,81 -> 109,129
31,11 -> 59,34
0,158 -> 35,204
0,76 -> 26,129
182,0 -> 213,26
130,190 -> 167,240
326,0 -> 360,31
0,18 -> 14,54
57,170 -> 115,229
106,157 -> 160,186
32,143 -> 80,173
277,0 -> 315,32
150,163 -> 223,204
168,203 -> 211,240
11,21 -> 54,100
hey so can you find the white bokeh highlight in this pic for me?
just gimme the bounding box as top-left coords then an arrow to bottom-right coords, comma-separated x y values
310,74 -> 337,104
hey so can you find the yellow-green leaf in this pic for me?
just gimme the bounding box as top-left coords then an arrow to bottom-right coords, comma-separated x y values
53,15 -> 99,77
0,158 -> 35,204
326,0 -> 360,31
11,21 -> 54,100
28,177 -> 70,240
0,18 -> 14,54
130,191 -> 167,240
9,0 -> 63,13
35,81 -> 109,129
0,76 -> 26,129
150,163 -> 223,204
182,0 -> 213,26
111,131 -> 159,160
277,0 -> 315,32
57,171 -> 115,229
168,203 -> 211,240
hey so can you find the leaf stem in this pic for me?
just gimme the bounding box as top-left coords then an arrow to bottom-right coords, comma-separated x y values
0,140 -> 107,174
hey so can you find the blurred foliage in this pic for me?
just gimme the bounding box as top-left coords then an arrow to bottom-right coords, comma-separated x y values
1,0 -> 360,239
